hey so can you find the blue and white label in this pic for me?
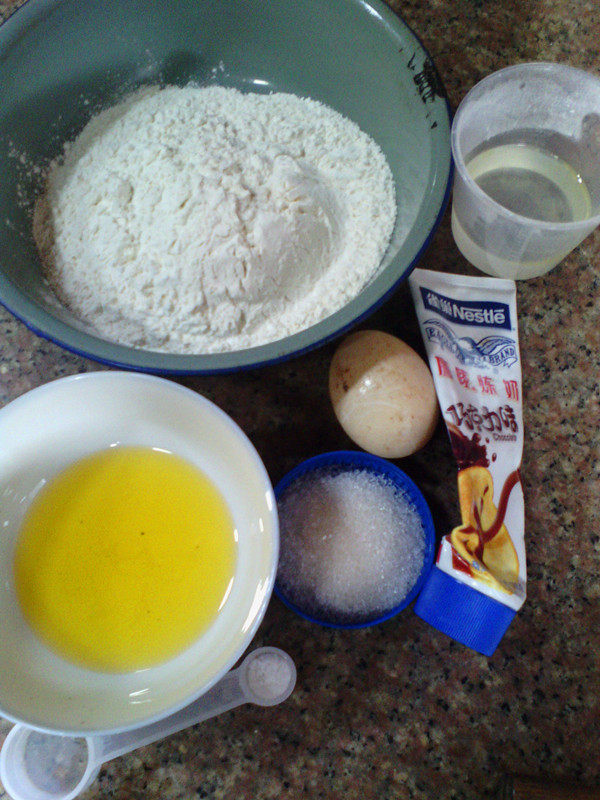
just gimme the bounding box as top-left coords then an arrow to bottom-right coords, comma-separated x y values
423,319 -> 518,368
420,287 -> 511,330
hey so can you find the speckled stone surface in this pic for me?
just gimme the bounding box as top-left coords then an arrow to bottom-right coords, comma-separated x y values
1,1 -> 600,799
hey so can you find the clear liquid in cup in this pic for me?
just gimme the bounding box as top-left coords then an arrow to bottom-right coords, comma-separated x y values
467,143 -> 591,223
451,141 -> 593,278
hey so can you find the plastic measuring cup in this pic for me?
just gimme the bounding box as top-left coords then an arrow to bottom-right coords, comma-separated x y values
0,647 -> 295,800
451,62 -> 600,279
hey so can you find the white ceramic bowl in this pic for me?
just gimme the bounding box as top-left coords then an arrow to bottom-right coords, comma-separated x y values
0,372 -> 278,735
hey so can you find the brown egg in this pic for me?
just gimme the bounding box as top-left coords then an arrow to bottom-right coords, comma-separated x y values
329,330 -> 438,458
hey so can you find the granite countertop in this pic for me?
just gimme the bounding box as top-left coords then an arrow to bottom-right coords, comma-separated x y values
1,1 -> 599,799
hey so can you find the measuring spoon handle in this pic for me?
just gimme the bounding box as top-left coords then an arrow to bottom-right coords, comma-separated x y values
98,667 -> 245,763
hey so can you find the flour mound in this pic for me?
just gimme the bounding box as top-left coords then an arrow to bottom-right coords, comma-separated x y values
34,86 -> 396,353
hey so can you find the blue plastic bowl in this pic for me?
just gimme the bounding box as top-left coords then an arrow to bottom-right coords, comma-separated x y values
274,451 -> 436,629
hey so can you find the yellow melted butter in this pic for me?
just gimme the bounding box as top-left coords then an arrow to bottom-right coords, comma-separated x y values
14,446 -> 237,672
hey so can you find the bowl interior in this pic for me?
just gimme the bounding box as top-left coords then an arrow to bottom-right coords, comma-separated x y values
0,373 -> 278,734
274,450 -> 436,628
0,0 -> 451,372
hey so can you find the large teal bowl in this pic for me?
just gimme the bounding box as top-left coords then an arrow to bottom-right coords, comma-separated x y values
0,0 -> 451,373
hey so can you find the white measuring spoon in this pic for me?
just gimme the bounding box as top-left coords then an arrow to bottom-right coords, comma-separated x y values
0,647 -> 295,800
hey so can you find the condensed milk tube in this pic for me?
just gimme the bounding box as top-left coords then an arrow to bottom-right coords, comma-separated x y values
408,269 -> 525,656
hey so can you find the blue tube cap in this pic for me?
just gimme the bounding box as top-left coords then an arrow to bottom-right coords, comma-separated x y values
413,566 -> 517,656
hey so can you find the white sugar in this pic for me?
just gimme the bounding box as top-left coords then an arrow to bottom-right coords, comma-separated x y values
247,652 -> 292,700
277,468 -> 426,624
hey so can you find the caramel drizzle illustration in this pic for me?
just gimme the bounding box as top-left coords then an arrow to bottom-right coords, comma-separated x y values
464,469 -> 521,561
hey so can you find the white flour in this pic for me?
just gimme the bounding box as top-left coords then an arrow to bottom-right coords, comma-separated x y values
34,86 -> 396,353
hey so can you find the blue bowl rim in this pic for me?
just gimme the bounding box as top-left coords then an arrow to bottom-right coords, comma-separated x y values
0,0 -> 453,376
273,450 -> 436,629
